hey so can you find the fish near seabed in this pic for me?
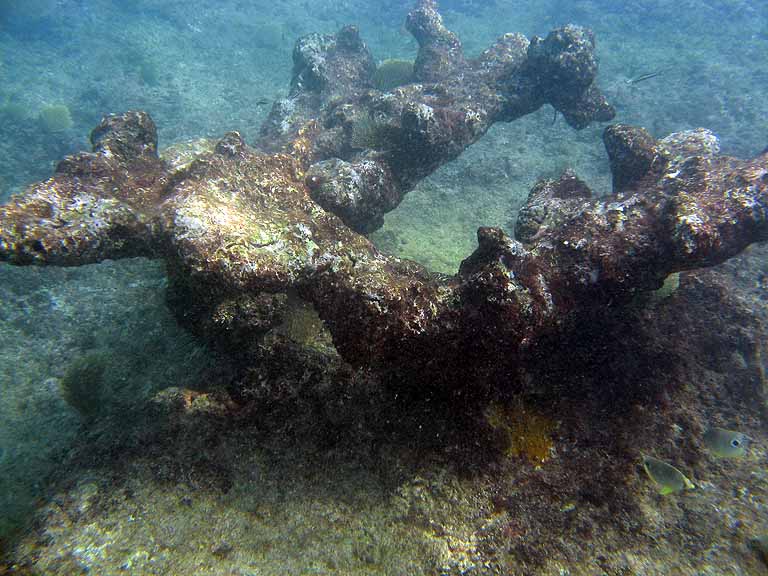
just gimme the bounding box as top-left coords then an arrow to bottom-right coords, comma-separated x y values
703,427 -> 753,458
642,454 -> 695,495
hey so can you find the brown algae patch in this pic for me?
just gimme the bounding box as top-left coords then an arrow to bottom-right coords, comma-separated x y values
485,401 -> 555,465
273,291 -> 335,351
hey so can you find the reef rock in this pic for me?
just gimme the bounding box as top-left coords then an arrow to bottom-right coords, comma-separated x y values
0,2 -> 766,391
260,0 -> 614,232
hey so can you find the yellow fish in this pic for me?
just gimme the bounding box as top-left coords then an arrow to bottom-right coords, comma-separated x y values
642,455 -> 695,495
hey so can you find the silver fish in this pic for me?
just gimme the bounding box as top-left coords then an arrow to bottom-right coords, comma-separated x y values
625,70 -> 665,85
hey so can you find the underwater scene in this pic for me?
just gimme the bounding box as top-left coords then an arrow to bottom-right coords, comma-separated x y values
0,0 -> 767,574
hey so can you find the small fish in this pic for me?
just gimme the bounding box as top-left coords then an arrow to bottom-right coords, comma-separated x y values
255,98 -> 271,107
703,427 -> 753,458
625,70 -> 663,85
642,454 -> 695,495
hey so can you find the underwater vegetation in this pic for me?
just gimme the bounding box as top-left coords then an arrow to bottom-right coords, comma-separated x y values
0,95 -> 27,124
372,58 -> 415,91
37,104 -> 73,132
350,113 -> 400,151
485,401 -> 555,464
278,299 -> 333,351
59,351 -> 110,421
137,59 -> 162,87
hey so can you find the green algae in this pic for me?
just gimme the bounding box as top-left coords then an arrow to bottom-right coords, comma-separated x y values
60,350 -> 111,421
371,176 -> 512,274
373,58 -> 414,91
651,272 -> 681,301
273,291 -> 334,351
38,104 -> 74,132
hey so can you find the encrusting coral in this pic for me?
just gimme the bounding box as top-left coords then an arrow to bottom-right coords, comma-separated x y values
0,0 -> 766,392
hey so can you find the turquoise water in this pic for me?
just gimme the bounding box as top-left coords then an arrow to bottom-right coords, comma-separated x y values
1,0 -> 765,200
0,1 -> 767,574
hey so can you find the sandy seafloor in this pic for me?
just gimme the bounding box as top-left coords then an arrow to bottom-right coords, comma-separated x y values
0,0 -> 767,574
